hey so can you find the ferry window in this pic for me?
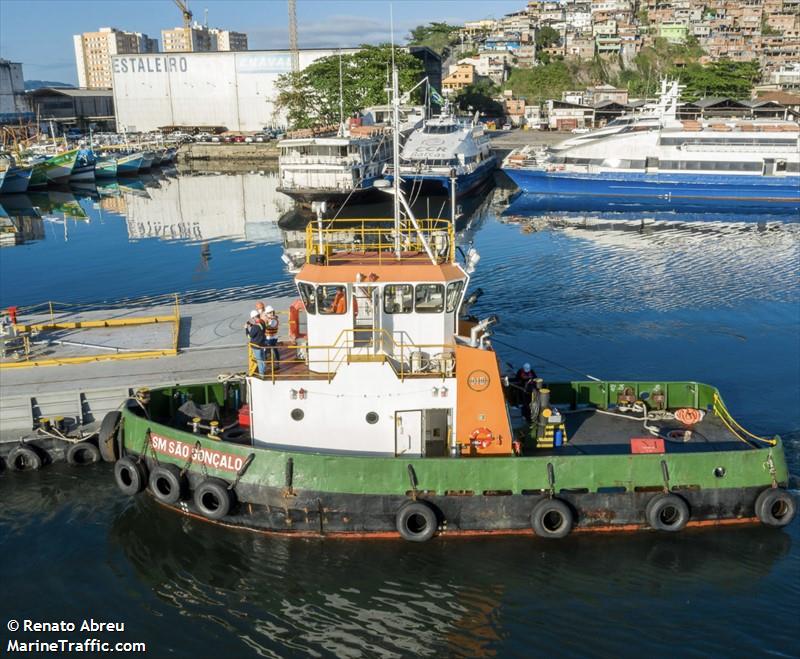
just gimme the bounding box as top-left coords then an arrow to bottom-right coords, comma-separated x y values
318,285 -> 347,315
383,284 -> 413,314
446,281 -> 464,313
415,284 -> 445,313
298,283 -> 317,314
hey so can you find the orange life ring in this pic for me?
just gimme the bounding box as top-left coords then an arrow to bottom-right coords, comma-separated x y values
675,408 -> 703,426
469,427 -> 496,449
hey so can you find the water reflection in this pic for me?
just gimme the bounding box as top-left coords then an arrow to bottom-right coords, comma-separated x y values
108,494 -> 792,658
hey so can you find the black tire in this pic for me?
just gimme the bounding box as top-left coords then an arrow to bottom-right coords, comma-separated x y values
646,493 -> 690,532
755,488 -> 796,528
66,441 -> 101,466
6,445 -> 43,472
98,411 -> 122,463
531,498 -> 573,539
114,456 -> 147,496
396,501 -> 438,542
193,478 -> 233,520
148,464 -> 186,505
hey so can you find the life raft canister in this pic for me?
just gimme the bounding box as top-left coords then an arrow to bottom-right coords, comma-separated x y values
469,427 -> 498,449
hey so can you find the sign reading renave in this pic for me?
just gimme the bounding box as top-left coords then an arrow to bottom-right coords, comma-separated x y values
149,433 -> 244,472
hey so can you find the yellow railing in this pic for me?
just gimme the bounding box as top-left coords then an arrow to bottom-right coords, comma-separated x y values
247,328 -> 455,382
305,218 -> 455,265
1,294 -> 181,369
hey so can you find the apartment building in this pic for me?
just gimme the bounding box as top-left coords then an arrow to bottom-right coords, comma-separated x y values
161,24 -> 248,53
73,27 -> 157,89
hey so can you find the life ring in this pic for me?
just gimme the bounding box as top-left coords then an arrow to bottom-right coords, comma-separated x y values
675,408 -> 704,426
469,427 -> 497,449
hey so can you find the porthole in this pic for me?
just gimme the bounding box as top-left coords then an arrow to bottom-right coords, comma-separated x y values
366,412 -> 379,424
714,467 -> 726,478
291,408 -> 304,421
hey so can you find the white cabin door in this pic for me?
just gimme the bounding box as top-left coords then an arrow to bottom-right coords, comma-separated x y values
395,410 -> 423,456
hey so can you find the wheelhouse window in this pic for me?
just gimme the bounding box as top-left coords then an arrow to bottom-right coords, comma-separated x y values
415,284 -> 445,313
446,281 -> 464,313
318,285 -> 347,315
298,282 -> 317,314
383,284 -> 413,314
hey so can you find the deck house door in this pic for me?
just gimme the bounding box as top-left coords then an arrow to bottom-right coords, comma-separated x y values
395,410 -> 423,456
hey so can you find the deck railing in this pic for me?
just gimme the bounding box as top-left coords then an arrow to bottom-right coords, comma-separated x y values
247,328 -> 455,382
305,218 -> 455,265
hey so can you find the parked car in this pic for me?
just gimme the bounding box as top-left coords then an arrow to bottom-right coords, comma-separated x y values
571,127 -> 591,134
502,123 -> 512,131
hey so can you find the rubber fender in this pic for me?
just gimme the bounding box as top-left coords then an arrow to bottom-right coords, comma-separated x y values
114,456 -> 147,496
646,493 -> 690,532
396,501 -> 438,542
755,488 -> 797,528
66,441 -> 101,466
98,411 -> 122,463
148,463 -> 186,505
7,445 -> 43,472
193,478 -> 233,520
531,498 -> 574,539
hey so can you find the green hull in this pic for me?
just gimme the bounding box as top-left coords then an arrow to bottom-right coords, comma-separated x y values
116,379 -> 792,537
27,149 -> 79,187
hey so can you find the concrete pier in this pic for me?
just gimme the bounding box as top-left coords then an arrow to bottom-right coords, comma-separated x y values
0,297 -> 293,441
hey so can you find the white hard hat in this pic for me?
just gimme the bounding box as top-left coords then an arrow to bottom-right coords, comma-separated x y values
264,305 -> 274,313
250,310 -> 259,318
523,363 -> 531,371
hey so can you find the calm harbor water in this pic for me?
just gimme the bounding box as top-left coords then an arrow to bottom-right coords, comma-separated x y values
1,170 -> 798,658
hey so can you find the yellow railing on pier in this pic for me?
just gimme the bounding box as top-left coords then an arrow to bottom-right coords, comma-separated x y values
0,294 -> 181,369
305,218 -> 455,265
247,328 -> 455,382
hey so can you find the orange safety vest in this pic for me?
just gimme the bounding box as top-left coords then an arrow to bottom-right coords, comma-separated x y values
264,315 -> 279,336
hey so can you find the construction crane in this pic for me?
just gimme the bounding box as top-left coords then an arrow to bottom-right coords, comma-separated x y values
172,0 -> 193,29
288,0 -> 299,73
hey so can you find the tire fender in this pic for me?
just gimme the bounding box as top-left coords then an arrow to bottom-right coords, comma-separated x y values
114,456 -> 148,496
755,488 -> 796,528
193,478 -> 233,520
98,411 -> 122,463
396,501 -> 438,542
7,445 -> 43,472
646,493 -> 690,532
67,441 -> 101,466
531,498 -> 574,539
149,463 -> 186,505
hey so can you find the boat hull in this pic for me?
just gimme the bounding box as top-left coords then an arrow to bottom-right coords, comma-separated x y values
95,159 -> 118,178
277,180 -> 382,205
117,381 -> 792,539
117,154 -> 144,175
0,166 -> 32,194
395,157 -> 497,196
70,163 -> 96,182
502,168 -> 800,204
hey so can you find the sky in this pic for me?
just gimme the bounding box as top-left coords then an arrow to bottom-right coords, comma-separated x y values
0,0 -> 523,84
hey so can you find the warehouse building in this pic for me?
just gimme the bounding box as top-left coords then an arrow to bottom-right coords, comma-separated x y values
111,49 -> 359,133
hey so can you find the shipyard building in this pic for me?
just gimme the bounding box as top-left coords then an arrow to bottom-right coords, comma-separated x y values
111,49 -> 359,132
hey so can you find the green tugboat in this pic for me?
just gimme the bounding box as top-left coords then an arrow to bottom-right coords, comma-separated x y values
104,67 -> 795,541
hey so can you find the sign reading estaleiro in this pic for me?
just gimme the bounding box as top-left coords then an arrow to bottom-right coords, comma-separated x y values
149,433 -> 244,472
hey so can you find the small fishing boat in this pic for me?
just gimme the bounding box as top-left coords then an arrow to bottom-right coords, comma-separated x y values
0,155 -> 32,194
25,148 -> 79,187
103,65 -> 796,541
139,151 -> 156,171
95,157 -> 118,179
70,148 -> 96,182
117,152 -> 145,176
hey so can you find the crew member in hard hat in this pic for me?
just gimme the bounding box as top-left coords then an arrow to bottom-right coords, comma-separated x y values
516,363 -> 538,423
246,310 -> 266,375
262,305 -> 280,370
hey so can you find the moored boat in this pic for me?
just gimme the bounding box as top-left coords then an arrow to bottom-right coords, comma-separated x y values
105,67 -> 796,541
25,148 -> 79,187
139,151 -> 156,171
95,157 -> 118,179
70,148 -> 96,182
0,155 -> 32,194
117,152 -> 145,176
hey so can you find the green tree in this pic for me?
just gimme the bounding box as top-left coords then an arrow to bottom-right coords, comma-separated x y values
536,25 -> 561,49
453,79 -> 503,116
407,22 -> 462,55
504,62 -> 576,102
275,45 -> 424,129
673,59 -> 761,101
